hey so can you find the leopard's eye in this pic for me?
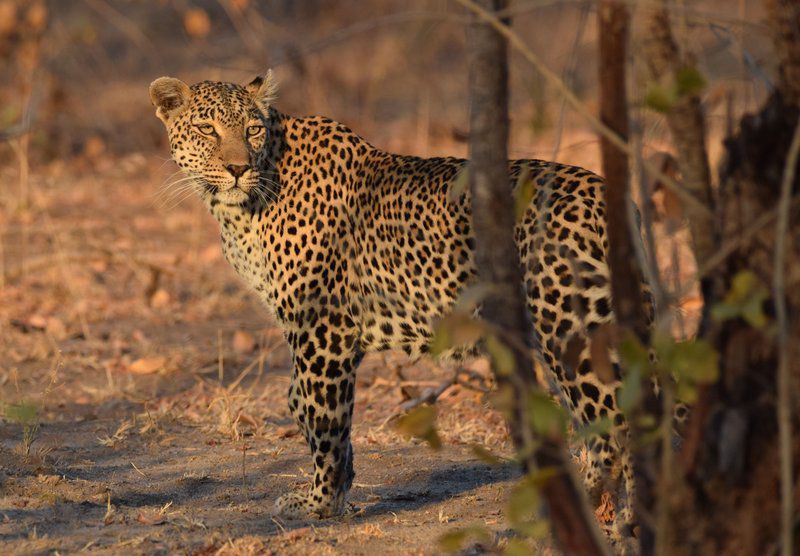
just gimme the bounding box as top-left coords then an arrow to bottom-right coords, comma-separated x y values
195,124 -> 216,136
246,125 -> 264,138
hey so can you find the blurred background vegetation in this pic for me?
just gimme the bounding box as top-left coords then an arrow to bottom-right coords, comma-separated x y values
0,0 -> 774,168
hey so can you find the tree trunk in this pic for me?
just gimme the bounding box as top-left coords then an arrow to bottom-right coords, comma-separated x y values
597,2 -> 660,553
642,4 -> 717,323
466,1 -> 608,554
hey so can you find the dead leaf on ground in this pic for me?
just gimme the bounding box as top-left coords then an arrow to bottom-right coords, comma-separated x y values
232,330 -> 256,354
27,314 -> 47,330
235,412 -> 259,428
279,527 -> 311,542
275,425 -> 299,439
149,289 -> 171,308
200,244 -> 221,262
127,356 -> 167,375
136,510 -> 167,526
45,317 -> 67,340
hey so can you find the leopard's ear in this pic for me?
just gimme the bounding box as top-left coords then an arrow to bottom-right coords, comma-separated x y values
246,69 -> 278,114
149,77 -> 191,123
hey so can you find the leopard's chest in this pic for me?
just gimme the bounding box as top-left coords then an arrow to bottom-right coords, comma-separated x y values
219,217 -> 277,311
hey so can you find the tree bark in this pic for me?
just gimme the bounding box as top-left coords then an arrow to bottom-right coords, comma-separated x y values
597,2 -> 660,553
467,1 -> 608,554
665,1 -> 800,554
643,5 -> 717,322
598,1 -> 648,338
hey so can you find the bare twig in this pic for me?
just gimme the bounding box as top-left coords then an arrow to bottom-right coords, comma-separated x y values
395,367 -> 492,414
773,114 -> 800,556
0,123 -> 31,142
398,378 -> 455,413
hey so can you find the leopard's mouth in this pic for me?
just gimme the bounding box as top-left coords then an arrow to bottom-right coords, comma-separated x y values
214,184 -> 251,205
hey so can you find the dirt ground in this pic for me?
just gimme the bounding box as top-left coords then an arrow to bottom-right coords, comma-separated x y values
0,157 -> 544,555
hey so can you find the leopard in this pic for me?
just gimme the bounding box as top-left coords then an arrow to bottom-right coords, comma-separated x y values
149,71 -> 646,537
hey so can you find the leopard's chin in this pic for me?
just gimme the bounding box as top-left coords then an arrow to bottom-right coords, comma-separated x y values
215,186 -> 251,206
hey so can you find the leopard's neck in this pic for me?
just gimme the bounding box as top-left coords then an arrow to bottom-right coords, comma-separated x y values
202,111 -> 375,317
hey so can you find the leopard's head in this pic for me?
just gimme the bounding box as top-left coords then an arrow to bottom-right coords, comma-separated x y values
149,71 -> 278,206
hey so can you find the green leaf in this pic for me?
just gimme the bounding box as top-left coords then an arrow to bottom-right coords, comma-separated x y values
711,270 -> 769,328
618,332 -> 651,376
429,314 -> 487,357
452,283 -> 495,314
471,444 -> 503,465
616,366 -> 642,414
526,391 -> 566,438
644,83 -> 675,113
508,477 -> 540,527
527,466 -> 559,485
653,332 -> 719,404
675,66 -> 707,97
487,384 -> 516,418
511,519 -> 550,540
507,474 -> 549,540
485,334 -> 516,376
396,405 -> 441,450
676,379 -> 699,405
670,340 -> 719,383
505,538 -> 537,555
438,530 -> 468,553
438,526 -> 490,554
448,165 -> 470,202
574,416 -> 614,440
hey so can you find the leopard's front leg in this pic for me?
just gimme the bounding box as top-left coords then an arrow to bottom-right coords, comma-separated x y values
275,339 -> 362,520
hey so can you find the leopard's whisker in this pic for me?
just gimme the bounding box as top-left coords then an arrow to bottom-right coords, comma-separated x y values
161,187 -> 201,211
155,182 -> 202,205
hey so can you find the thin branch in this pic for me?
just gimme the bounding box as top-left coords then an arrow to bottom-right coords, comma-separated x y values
453,0 -> 714,221
0,123 -> 31,142
398,377 -> 455,413
773,114 -> 800,556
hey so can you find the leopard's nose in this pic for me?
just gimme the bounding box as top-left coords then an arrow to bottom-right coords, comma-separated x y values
226,164 -> 250,178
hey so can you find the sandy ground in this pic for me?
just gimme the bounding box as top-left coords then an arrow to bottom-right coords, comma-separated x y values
0,157 -> 543,555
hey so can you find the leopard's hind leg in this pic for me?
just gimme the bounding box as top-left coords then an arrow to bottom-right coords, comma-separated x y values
520,191 -> 636,542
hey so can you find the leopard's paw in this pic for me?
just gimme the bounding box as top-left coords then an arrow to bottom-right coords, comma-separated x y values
273,491 -> 315,519
273,489 -> 344,520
